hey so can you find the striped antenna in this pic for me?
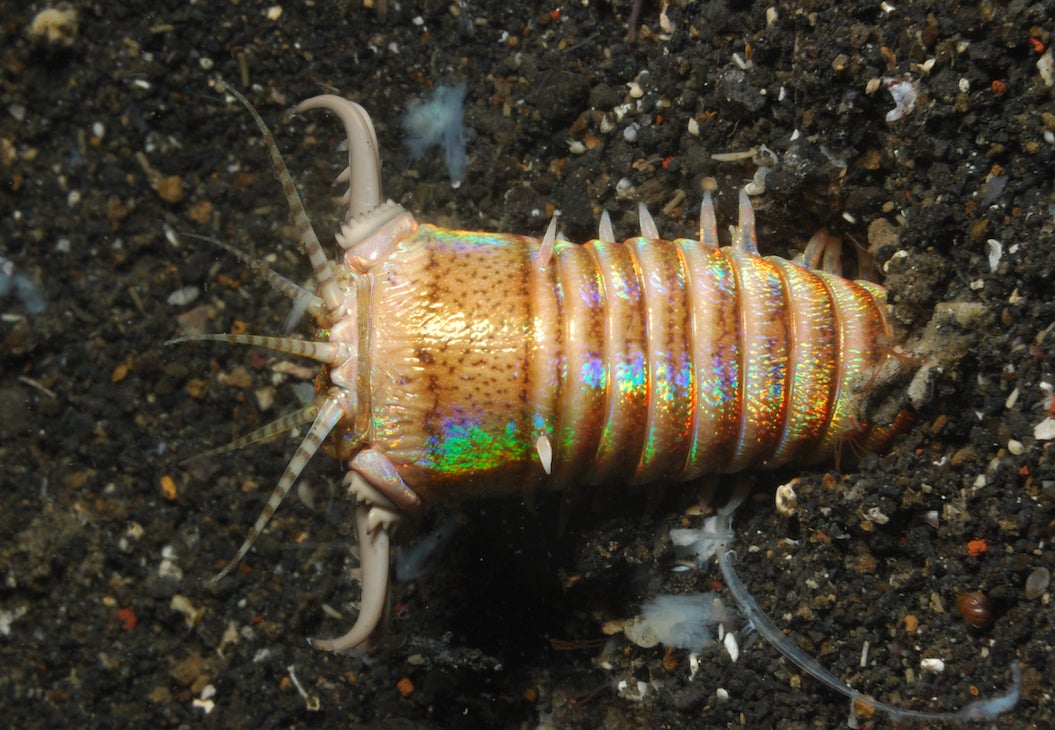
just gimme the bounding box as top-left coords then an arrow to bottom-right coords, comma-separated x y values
215,79 -> 342,313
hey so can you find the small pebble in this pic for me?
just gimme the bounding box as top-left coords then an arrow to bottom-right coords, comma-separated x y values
396,677 -> 414,698
112,362 -> 129,383
1039,47 -> 1054,88
160,475 -> 178,501
188,199 -> 214,224
1025,567 -> 1050,600
920,657 -> 945,673
155,175 -> 186,204
956,591 -> 992,629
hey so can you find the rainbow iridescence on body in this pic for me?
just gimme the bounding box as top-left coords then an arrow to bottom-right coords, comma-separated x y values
356,223 -> 902,502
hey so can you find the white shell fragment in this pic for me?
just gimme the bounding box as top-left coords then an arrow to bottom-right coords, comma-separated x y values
170,594 -> 205,629
711,148 -> 758,162
920,657 -> 946,673
723,629 -> 740,663
167,286 -> 200,307
987,239 -> 1003,272
1038,46 -> 1054,88
775,480 -> 798,517
616,678 -> 650,701
1034,417 -> 1055,441
883,75 -> 919,122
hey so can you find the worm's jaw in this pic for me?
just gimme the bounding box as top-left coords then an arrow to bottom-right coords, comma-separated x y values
307,444 -> 425,654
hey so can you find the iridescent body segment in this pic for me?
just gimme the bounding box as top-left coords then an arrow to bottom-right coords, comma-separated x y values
177,84 -> 913,654
355,221 -> 901,504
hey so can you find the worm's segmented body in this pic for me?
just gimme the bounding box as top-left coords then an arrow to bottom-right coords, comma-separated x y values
360,220 -> 902,504
176,83 -> 914,654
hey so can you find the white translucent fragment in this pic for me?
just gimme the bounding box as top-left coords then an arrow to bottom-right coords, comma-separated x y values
402,82 -> 468,186
711,148 -> 757,162
865,506 -> 890,525
624,593 -> 732,651
775,480 -> 798,517
744,166 -> 768,195
670,517 -> 733,565
158,557 -> 183,582
659,4 -> 674,33
170,594 -> 204,628
1038,46 -> 1054,88
914,58 -> 936,73
616,679 -> 648,701
723,630 -> 740,663
1005,387 -> 1019,410
987,239 -> 1003,272
1034,417 -> 1055,441
883,76 -> 918,122
167,286 -> 200,307
0,606 -> 28,637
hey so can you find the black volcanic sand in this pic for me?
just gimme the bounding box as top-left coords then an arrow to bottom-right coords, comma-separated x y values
1,2 -> 1052,728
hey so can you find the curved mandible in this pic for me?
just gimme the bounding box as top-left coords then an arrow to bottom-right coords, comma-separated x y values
294,94 -> 383,220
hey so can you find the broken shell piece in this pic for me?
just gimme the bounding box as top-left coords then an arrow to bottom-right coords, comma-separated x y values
775,480 -> 799,517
